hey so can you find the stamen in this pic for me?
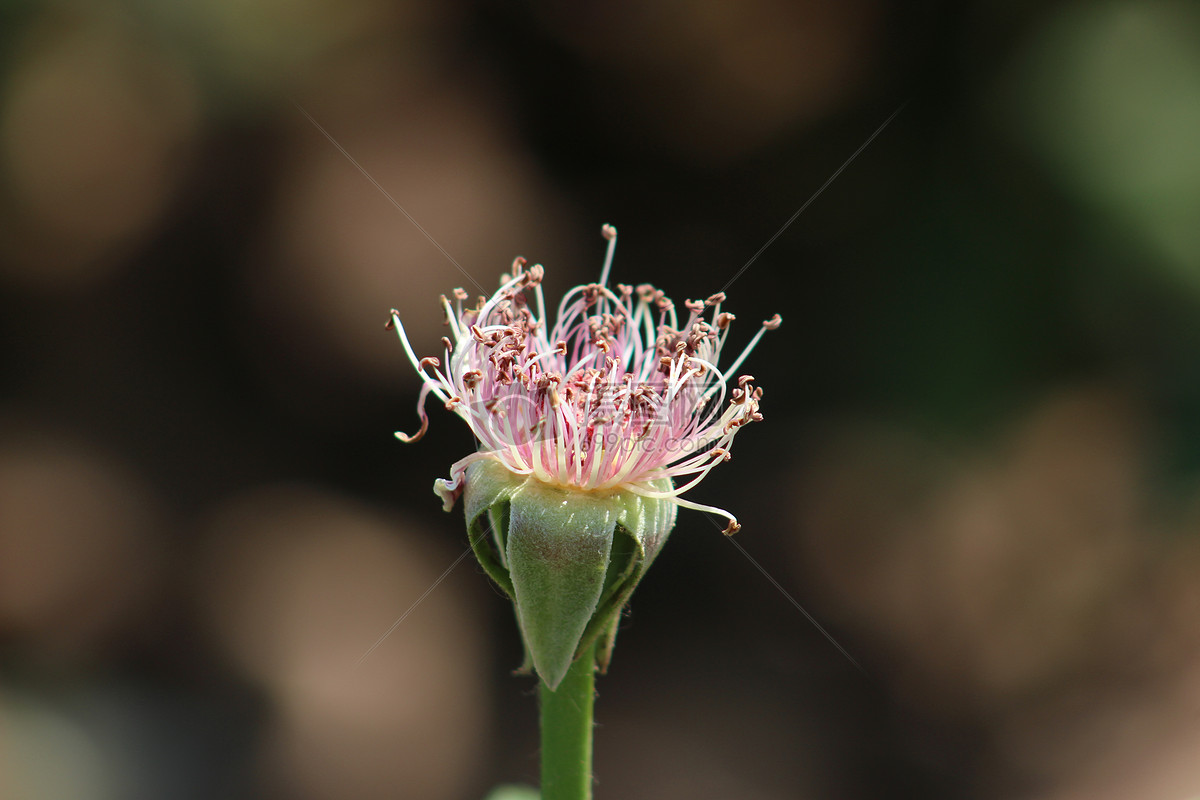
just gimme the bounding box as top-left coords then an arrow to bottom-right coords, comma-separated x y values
391,237 -> 777,525
598,224 -> 618,288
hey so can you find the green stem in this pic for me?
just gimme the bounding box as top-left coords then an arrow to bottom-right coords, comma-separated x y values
538,642 -> 596,800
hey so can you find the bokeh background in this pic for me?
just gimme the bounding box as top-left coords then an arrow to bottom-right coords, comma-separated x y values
2,1 -> 1200,798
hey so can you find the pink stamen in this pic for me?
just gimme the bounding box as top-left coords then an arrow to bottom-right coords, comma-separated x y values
392,224 -> 779,531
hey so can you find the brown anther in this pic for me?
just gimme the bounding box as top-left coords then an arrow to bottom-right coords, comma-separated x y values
441,336 -> 453,350
659,356 -> 674,369
705,292 -> 726,306
737,374 -> 754,387
601,223 -> 617,240
583,284 -> 604,307
684,299 -> 705,313
453,288 -> 469,300
716,312 -> 735,330
763,314 -> 782,330
711,447 -> 731,461
511,256 -> 527,272
722,520 -> 742,536
444,396 -> 462,410
556,341 -> 568,355
419,357 -> 440,370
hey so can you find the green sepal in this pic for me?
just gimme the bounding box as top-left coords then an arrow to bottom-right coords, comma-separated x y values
460,459 -> 677,689
507,479 -> 618,689
583,482 -> 676,672
463,460 -> 522,597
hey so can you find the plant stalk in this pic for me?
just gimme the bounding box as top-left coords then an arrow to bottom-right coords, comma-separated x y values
538,642 -> 596,800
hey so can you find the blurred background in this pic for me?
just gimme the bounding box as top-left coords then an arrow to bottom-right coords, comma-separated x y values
2,0 -> 1199,798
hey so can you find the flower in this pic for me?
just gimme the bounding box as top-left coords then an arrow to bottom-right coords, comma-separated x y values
388,224 -> 778,687
389,223 -> 779,535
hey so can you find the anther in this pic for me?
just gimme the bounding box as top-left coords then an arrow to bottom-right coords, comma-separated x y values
763,314 -> 782,330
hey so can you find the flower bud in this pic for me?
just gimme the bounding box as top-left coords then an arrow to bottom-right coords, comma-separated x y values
463,460 -> 677,689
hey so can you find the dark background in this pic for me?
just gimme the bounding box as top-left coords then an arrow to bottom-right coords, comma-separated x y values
2,1 -> 1199,798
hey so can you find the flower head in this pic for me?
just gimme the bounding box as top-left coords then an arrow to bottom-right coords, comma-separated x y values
389,224 -> 778,687
389,224 -> 779,535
